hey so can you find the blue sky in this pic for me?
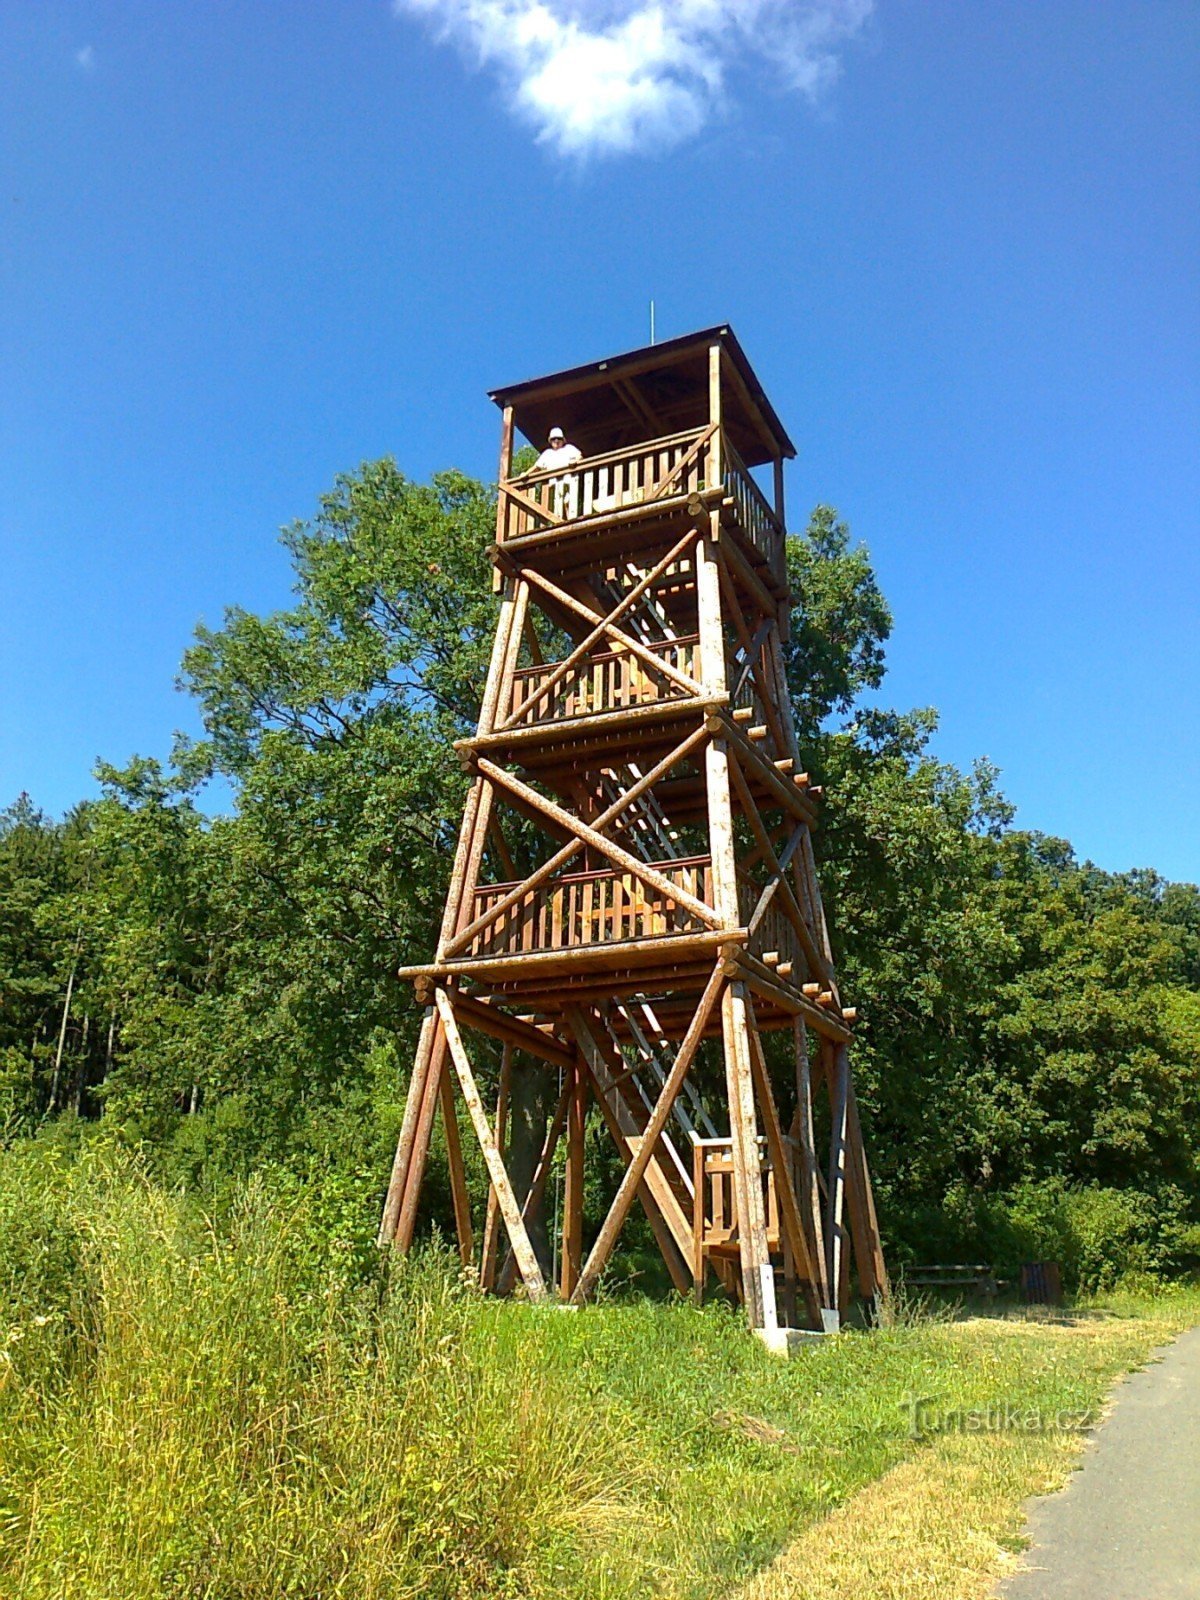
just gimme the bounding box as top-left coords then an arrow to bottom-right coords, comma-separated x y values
1,2 -> 1197,880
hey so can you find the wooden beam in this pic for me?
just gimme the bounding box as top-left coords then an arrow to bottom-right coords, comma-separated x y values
465,695 -> 723,755
445,722 -> 710,958
435,989 -> 548,1301
845,1080 -> 889,1307
479,1043 -> 512,1292
450,991 -> 574,1071
439,1068 -> 475,1267
825,1040 -> 850,1319
476,757 -> 723,933
378,1007 -> 438,1246
793,1018 -> 829,1307
394,1020 -> 449,1252
722,981 -> 771,1328
742,993 -> 823,1328
495,403 -> 515,554
571,961 -> 725,1305
561,1057 -> 587,1298
400,926 -> 745,987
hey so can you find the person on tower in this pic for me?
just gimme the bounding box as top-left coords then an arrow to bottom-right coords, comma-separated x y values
534,425 -> 583,519
534,425 -> 582,473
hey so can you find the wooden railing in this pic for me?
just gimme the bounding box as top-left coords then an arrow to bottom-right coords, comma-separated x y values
692,1135 -> 799,1266
722,435 -> 784,575
508,634 -> 699,725
499,427 -> 784,573
500,427 -> 709,541
466,855 -> 713,961
742,890 -> 803,972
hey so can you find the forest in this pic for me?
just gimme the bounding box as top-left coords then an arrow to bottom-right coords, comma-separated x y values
3,459 -> 1199,1289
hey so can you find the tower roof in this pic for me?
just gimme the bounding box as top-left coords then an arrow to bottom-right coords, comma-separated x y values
489,325 -> 796,469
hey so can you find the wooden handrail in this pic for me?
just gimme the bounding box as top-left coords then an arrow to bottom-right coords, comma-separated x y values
505,426 -> 707,489
475,853 -> 712,900
722,433 -> 782,538
512,632 -> 700,683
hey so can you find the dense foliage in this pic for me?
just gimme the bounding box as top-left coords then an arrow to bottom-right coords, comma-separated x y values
2,462 -> 1197,1286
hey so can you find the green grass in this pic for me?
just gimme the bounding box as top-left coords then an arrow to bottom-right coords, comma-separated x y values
2,1146 -> 1197,1599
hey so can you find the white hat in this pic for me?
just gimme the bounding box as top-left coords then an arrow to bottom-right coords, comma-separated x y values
549,425 -> 565,440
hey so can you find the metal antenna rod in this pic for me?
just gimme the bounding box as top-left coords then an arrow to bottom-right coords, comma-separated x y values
649,299 -> 656,345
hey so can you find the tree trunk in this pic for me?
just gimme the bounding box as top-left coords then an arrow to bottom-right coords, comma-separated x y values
504,1057 -> 557,1278
49,955 -> 78,1113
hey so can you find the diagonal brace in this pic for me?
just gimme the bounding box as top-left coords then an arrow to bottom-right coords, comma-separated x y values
476,756 -> 724,933
444,723 -> 710,958
571,961 -> 725,1304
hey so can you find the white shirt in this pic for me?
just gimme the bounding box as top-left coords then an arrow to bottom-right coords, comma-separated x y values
534,442 -> 582,472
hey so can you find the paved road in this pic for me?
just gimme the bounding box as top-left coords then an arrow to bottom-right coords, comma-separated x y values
1000,1325 -> 1200,1599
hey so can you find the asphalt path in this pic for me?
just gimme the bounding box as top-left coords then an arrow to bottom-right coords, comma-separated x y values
1000,1325 -> 1200,1599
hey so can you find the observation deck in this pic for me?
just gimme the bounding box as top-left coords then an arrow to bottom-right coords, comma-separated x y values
496,427 -> 787,598
489,324 -> 793,600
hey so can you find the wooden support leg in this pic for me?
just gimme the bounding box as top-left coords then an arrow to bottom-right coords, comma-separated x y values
692,1136 -> 706,1304
561,1057 -> 587,1299
743,995 -> 823,1329
825,1041 -> 851,1321
479,1043 -> 512,1292
722,982 -> 771,1330
845,1081 -> 889,1316
378,1007 -> 438,1246
435,989 -> 548,1302
793,1018 -> 830,1307
391,1016 -> 450,1253
439,1068 -> 475,1268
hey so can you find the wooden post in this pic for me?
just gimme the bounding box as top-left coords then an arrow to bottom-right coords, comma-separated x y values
793,1018 -> 829,1306
825,1041 -> 851,1318
722,982 -> 770,1328
394,1022 -> 449,1252
561,1057 -> 587,1298
495,402 -> 514,554
480,1043 -> 513,1291
435,989 -> 548,1301
743,996 -> 823,1328
379,1007 -> 437,1245
439,1069 -> 475,1267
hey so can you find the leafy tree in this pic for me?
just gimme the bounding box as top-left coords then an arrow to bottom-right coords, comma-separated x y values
2,466 -> 1196,1283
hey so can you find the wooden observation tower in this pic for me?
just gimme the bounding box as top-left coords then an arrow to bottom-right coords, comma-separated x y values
380,326 -> 887,1334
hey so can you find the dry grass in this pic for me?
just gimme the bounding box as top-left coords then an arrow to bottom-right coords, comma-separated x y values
732,1307 -> 1197,1600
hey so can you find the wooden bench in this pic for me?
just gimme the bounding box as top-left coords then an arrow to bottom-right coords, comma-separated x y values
904,1263 -> 999,1298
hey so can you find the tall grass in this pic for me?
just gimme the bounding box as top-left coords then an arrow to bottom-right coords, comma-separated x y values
0,1150 -> 645,1598
2,1146 -> 1196,1600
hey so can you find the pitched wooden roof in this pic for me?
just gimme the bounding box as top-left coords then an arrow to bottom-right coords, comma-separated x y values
489,325 -> 795,469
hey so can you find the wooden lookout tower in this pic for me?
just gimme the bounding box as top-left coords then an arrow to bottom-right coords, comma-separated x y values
380,326 -> 887,1334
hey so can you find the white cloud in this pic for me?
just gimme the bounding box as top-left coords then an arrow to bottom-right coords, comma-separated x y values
74,44 -> 96,71
394,0 -> 872,156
